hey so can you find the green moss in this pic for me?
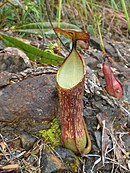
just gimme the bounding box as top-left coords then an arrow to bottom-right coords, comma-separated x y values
39,118 -> 81,172
38,118 -> 61,148
69,155 -> 80,172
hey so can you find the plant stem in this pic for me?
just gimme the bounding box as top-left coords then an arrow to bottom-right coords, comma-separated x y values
111,0 -> 118,10
57,0 -> 62,51
96,16 -> 105,54
121,0 -> 130,33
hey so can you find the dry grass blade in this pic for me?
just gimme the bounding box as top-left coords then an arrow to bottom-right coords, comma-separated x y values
0,0 -> 8,8
0,164 -> 19,171
96,113 -> 129,172
0,134 -> 20,172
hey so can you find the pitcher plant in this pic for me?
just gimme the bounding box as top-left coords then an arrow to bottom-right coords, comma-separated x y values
55,28 -> 91,155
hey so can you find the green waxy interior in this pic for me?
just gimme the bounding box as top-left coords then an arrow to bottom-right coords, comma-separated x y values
57,49 -> 84,89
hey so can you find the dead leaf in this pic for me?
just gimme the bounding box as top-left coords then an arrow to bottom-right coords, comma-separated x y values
54,27 -> 90,41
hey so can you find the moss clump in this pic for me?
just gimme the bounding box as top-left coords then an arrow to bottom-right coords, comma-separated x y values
39,118 -> 81,172
69,155 -> 80,172
38,118 -> 61,148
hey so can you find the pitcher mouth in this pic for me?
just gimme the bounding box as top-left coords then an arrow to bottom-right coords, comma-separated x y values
57,49 -> 85,89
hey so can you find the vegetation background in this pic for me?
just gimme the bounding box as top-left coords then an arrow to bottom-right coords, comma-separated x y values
0,1 -> 130,172
0,0 -> 130,43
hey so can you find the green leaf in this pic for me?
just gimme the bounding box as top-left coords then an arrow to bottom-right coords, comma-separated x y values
87,25 -> 94,36
10,22 -> 81,35
15,22 -> 81,30
0,33 -> 64,66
